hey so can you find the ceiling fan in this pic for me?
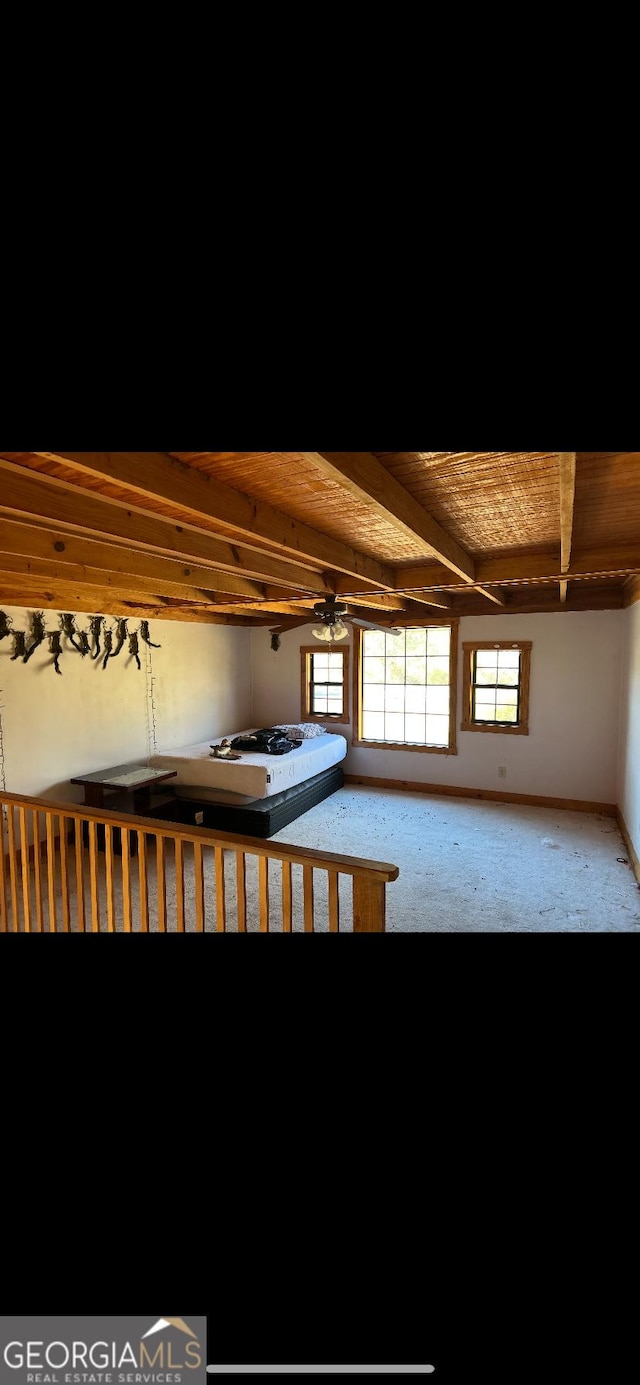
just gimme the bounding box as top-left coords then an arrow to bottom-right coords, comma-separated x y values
310,595 -> 401,643
269,596 -> 400,649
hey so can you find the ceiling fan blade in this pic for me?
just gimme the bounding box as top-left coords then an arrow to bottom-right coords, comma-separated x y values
268,617 -> 313,634
348,616 -> 402,635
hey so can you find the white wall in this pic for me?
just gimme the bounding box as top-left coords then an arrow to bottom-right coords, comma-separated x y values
617,601 -> 640,856
251,610 -> 624,805
0,606 -> 251,802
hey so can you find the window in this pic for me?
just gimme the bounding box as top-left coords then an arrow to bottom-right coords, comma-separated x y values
301,646 -> 349,724
353,623 -> 458,754
461,641 -> 532,735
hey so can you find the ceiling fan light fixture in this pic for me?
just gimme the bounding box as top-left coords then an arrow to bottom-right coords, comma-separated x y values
331,619 -> 348,640
312,623 -> 333,641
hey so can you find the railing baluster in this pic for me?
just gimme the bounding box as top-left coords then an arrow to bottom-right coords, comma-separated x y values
19,806 -> 31,933
328,870 -> 340,933
193,840 -> 204,932
137,830 -> 149,933
282,860 -> 292,932
303,864 -> 314,933
1,791 -> 396,936
236,851 -> 247,932
0,807 -> 8,933
215,846 -> 226,932
75,819 -> 86,932
32,811 -> 44,933
88,820 -> 100,932
59,816 -> 71,933
46,812 -> 57,933
105,824 -> 115,932
174,837 -> 185,933
156,835 -> 167,932
259,856 -> 270,932
121,828 -> 132,933
7,808 -> 19,932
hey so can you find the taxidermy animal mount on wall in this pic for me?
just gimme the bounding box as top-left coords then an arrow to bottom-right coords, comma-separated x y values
0,609 -> 162,676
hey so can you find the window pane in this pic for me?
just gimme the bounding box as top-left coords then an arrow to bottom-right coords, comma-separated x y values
362,711 -> 385,740
386,658 -> 405,684
427,627 -> 450,655
496,703 -> 518,722
476,650 -> 499,668
363,685 -> 385,712
475,705 -> 497,722
475,689 -> 496,707
475,666 -> 498,686
312,653 -> 329,670
313,694 -> 328,713
426,715 -> 449,745
426,685 -> 449,715
405,685 -> 427,713
406,657 -> 427,685
363,656 -> 385,683
496,670 -> 520,687
385,686 -> 405,713
363,630 -> 385,656
498,649 -> 521,669
406,628 -> 427,655
427,657 -> 450,686
328,663 -> 343,682
385,713 -> 405,741
385,630 -> 406,656
327,686 -> 343,704
405,714 -> 426,743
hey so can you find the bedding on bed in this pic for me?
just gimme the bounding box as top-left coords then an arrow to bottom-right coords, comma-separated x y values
148,729 -> 347,801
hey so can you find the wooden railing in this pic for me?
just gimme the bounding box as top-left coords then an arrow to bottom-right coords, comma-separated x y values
0,790 -> 398,933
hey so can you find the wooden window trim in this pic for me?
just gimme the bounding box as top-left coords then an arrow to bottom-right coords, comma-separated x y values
461,641 -> 532,735
352,620 -> 458,755
301,645 -> 350,725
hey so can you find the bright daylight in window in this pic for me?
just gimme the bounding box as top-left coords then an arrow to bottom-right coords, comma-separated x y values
310,650 -> 345,717
360,626 -> 452,747
472,648 -> 521,723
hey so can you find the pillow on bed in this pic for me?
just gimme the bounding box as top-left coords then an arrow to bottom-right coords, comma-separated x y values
277,722 -> 327,740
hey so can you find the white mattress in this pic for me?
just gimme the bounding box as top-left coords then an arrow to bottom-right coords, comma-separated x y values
148,731 -> 347,802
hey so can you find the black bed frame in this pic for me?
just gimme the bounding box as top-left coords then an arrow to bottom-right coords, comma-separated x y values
149,763 -> 344,839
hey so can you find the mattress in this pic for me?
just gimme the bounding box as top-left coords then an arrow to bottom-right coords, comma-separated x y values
152,764 -> 345,839
148,730 -> 347,801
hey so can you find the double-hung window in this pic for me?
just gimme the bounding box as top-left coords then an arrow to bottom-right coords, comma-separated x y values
461,641 -> 532,734
301,646 -> 349,724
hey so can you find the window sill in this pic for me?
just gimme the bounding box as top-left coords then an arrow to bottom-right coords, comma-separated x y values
352,738 -> 457,755
461,721 -> 529,736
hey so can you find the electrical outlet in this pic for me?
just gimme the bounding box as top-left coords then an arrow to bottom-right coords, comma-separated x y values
498,766 -> 507,779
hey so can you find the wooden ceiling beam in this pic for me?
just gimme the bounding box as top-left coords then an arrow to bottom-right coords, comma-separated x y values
26,451 -> 394,589
0,517 -> 267,599
0,582 -> 258,624
394,546 -> 640,591
559,451 -> 577,605
0,552 -> 258,607
476,587 -> 506,607
396,589 -> 452,610
0,465 -> 332,594
300,451 -> 476,584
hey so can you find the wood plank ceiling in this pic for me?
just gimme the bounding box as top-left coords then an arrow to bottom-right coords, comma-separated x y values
0,451 -> 638,628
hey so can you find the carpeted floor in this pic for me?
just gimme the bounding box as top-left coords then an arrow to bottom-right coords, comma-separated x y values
268,786 -> 640,932
44,785 -> 640,931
